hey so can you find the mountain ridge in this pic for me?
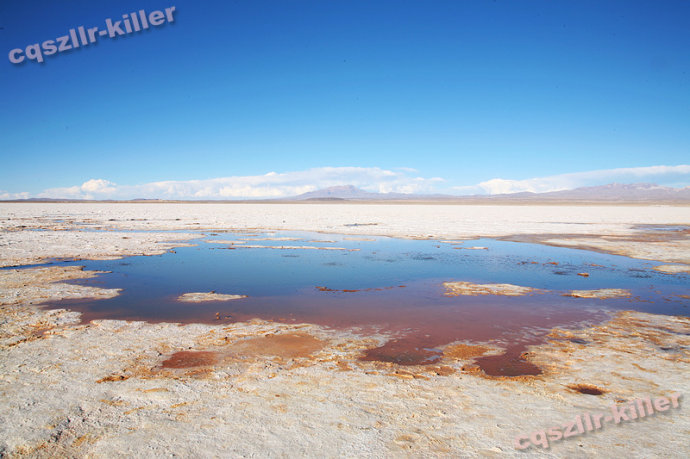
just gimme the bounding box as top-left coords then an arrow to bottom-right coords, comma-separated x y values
4,183 -> 689,203
291,183 -> 690,201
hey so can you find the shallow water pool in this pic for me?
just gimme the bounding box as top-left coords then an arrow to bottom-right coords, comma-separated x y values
31,230 -> 689,375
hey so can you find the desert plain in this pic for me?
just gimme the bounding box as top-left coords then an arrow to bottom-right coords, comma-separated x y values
0,202 -> 689,457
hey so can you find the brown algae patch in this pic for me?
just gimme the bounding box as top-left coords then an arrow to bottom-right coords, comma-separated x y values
177,292 -> 248,303
443,281 -> 542,297
564,288 -> 632,299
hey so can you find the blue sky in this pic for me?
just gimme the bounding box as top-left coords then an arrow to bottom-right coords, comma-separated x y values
1,0 -> 689,198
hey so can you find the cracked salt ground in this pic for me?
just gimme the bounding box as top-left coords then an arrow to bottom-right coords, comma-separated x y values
1,204 -> 689,457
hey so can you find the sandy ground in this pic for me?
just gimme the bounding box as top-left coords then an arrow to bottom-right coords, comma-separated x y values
0,202 -> 689,457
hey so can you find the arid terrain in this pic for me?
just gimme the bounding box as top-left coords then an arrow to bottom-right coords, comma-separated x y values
1,202 -> 689,457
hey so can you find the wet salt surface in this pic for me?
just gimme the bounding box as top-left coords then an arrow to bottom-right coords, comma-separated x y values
31,230 -> 690,375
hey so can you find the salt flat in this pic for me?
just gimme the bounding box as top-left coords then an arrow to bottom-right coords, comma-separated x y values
0,202 -> 688,457
2,202 -> 689,266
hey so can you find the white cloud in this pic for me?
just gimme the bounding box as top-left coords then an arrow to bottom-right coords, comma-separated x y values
37,167 -> 445,200
462,165 -> 690,195
0,191 -> 31,200
17,164 -> 690,200
80,179 -> 116,194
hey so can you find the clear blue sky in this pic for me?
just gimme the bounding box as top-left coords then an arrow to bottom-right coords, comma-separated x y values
1,0 -> 689,197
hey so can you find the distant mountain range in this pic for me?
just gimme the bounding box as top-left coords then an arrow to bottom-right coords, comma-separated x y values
291,185 -> 452,201
6,183 -> 690,203
292,183 -> 690,202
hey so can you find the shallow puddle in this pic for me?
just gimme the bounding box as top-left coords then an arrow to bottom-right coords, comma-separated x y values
27,230 -> 690,376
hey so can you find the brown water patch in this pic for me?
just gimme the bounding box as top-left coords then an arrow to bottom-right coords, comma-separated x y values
568,383 -> 606,395
361,339 -> 440,365
473,345 -> 542,377
51,276 -> 610,378
161,350 -> 219,368
231,332 -> 325,359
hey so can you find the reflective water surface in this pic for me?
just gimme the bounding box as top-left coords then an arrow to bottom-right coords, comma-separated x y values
35,230 -> 689,375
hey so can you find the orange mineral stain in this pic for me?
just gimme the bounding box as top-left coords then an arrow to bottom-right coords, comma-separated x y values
161,351 -> 219,368
442,343 -> 490,360
231,332 -> 325,359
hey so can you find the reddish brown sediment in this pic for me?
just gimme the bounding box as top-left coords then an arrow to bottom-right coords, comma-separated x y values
473,344 -> 542,377
96,374 -> 130,383
47,281 -> 604,377
567,383 -> 606,395
161,351 -> 220,368
442,343 -> 490,360
361,338 -> 543,378
360,339 -> 441,366
229,332 -> 326,359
